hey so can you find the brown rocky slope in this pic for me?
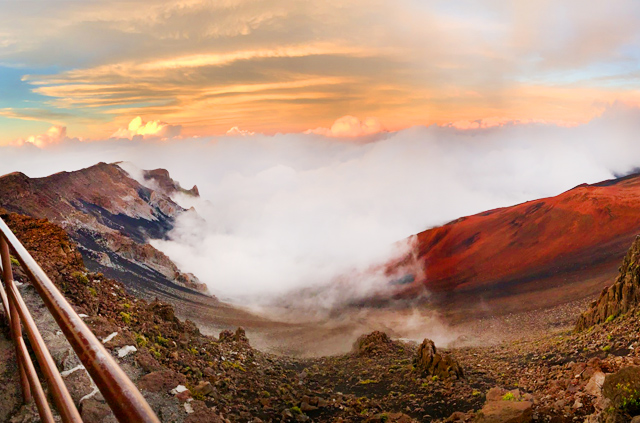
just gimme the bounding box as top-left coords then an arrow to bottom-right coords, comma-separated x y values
0,162 -> 209,299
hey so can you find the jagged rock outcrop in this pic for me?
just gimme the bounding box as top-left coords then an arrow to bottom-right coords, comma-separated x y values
0,162 -> 209,296
143,168 -> 199,198
353,331 -> 396,356
414,338 -> 464,380
576,236 -> 640,330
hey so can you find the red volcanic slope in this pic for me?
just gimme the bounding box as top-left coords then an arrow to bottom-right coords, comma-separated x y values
394,173 -> 640,310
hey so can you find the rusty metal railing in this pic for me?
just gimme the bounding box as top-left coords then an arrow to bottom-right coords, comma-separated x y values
0,216 -> 160,423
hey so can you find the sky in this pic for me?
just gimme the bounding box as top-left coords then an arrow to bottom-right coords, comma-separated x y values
1,0 -> 640,143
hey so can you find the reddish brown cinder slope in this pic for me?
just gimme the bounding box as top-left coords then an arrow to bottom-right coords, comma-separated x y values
394,173 -> 640,318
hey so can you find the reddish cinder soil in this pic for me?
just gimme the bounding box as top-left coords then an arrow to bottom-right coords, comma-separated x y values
390,173 -> 640,320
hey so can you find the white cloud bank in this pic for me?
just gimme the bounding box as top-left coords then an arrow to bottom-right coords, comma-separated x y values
1,105 -> 640,306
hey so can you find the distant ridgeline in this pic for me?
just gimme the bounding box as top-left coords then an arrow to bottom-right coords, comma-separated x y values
386,171 -> 640,319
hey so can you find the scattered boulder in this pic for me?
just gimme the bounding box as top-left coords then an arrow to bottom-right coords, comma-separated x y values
600,366 -> 640,421
137,370 -> 186,393
586,370 -> 606,399
414,338 -> 464,379
475,387 -> 532,423
475,401 -> 533,423
192,381 -> 214,397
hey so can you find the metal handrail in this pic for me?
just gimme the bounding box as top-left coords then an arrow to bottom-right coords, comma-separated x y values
0,216 -> 160,423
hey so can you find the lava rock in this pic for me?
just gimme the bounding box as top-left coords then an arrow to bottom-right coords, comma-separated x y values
193,381 -> 214,397
137,370 -> 186,393
414,338 -> 464,379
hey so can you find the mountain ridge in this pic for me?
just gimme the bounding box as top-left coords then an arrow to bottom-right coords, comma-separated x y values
0,162 -> 209,300
386,172 -> 640,319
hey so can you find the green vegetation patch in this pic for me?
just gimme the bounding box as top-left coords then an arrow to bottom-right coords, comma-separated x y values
502,392 -> 516,401
603,367 -> 640,416
119,312 -> 131,325
72,271 -> 89,285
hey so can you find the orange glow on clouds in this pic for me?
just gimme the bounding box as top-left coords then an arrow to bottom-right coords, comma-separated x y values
12,126 -> 68,148
112,117 -> 182,139
306,116 -> 386,137
448,117 -> 580,130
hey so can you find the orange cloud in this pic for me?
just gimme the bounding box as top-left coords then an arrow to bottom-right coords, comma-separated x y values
12,126 -> 67,148
112,116 -> 181,139
306,115 -> 385,137
226,126 -> 255,136
140,44 -> 369,71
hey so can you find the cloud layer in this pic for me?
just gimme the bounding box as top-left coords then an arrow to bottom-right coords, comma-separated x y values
2,105 -> 640,306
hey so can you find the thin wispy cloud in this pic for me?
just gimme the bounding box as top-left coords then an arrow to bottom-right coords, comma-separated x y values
1,0 -> 640,141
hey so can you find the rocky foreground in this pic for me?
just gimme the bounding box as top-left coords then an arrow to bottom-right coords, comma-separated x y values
3,211 -> 640,422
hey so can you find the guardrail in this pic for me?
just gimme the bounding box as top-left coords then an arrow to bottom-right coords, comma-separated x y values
0,216 -> 160,423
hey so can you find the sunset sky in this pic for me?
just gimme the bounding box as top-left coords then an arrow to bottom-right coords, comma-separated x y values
1,0 -> 640,143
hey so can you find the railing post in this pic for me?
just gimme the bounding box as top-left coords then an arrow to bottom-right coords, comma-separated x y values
0,236 -> 32,403
0,256 -> 13,327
